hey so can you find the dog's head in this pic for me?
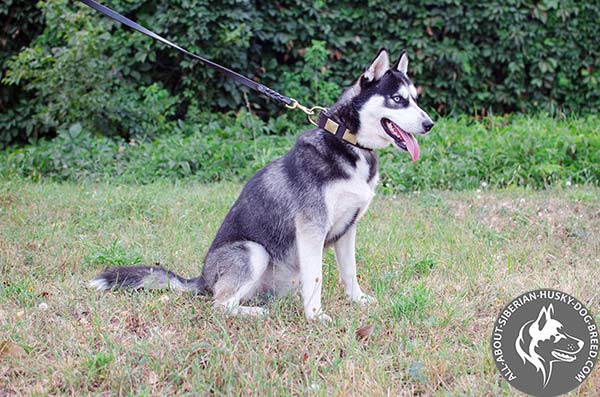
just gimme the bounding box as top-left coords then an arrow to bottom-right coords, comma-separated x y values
334,49 -> 434,160
516,304 -> 584,387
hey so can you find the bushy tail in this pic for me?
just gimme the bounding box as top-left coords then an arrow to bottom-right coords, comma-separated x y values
89,265 -> 208,294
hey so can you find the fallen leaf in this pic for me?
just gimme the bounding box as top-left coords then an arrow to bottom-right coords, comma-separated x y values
0,341 -> 26,359
356,324 -> 375,341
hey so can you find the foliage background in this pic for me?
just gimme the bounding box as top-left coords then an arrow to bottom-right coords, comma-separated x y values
2,115 -> 598,193
2,0 -> 600,147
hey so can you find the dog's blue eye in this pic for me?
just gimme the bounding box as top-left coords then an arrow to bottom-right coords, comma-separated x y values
392,95 -> 405,104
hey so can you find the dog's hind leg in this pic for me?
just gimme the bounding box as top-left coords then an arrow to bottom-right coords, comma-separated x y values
207,241 -> 270,317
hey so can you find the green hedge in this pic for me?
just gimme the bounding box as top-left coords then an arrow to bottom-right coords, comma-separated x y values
2,114 -> 598,192
0,0 -> 44,145
2,1 -> 600,146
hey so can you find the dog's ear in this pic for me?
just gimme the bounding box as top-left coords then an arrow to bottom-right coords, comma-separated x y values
394,50 -> 409,75
535,305 -> 553,331
362,48 -> 390,85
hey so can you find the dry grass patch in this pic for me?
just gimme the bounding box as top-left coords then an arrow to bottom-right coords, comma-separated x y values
0,181 -> 599,396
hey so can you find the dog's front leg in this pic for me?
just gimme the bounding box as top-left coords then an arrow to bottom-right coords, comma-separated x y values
295,217 -> 330,322
334,224 -> 376,306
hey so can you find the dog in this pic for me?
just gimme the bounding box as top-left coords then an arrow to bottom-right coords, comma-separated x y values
90,49 -> 434,321
515,304 -> 584,387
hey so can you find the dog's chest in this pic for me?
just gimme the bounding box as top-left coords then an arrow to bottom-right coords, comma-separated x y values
323,152 -> 378,238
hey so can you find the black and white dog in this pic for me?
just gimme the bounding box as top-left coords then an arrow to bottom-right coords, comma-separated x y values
90,49 -> 434,321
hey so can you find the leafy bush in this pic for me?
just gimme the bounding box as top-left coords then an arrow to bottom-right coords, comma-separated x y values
2,114 -> 598,192
2,0 -> 178,144
2,1 -> 600,146
0,111 -> 296,184
0,0 -> 44,146
279,40 -> 341,110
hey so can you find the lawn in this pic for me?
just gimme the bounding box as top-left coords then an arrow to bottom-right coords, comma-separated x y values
1,181 -> 599,396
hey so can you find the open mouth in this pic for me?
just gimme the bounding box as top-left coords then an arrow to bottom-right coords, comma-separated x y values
552,350 -> 577,362
381,118 -> 420,162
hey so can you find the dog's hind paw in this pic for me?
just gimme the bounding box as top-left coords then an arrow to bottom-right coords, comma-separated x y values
215,304 -> 269,317
239,306 -> 270,317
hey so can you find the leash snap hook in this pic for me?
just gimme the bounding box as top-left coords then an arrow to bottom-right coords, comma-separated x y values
286,98 -> 327,126
285,98 -> 313,115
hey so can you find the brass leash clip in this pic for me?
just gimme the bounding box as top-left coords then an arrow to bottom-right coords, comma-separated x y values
286,98 -> 328,126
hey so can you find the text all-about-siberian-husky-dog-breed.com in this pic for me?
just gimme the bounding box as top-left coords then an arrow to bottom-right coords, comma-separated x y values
90,49 -> 434,322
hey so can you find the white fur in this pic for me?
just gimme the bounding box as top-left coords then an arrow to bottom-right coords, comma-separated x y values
163,277 -> 189,291
356,95 -> 432,149
325,152 -> 377,305
324,151 -> 375,233
334,224 -> 376,306
213,241 -> 270,317
355,96 -> 392,149
398,86 -> 409,100
364,50 -> 390,82
397,52 -> 409,74
295,215 -> 328,321
89,278 -> 109,290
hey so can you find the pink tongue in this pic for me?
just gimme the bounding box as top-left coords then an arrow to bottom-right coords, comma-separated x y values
397,128 -> 420,162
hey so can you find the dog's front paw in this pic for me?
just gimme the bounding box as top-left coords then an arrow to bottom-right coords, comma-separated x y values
315,312 -> 333,323
306,310 -> 332,323
353,293 -> 377,307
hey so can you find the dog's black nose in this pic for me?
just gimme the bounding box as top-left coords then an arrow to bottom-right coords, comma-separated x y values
422,120 -> 434,132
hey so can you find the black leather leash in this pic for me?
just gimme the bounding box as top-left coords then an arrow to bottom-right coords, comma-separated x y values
79,0 -> 295,107
79,0 -> 363,148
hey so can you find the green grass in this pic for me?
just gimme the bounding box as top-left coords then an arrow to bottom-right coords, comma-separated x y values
1,114 -> 599,192
1,180 -> 599,395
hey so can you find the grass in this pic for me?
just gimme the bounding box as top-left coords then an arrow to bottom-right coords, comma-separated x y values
1,180 -> 599,396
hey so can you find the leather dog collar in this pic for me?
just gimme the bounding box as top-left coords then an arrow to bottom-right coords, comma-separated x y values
316,112 -> 370,150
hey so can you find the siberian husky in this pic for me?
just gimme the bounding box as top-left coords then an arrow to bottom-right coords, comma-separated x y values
90,49 -> 434,321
